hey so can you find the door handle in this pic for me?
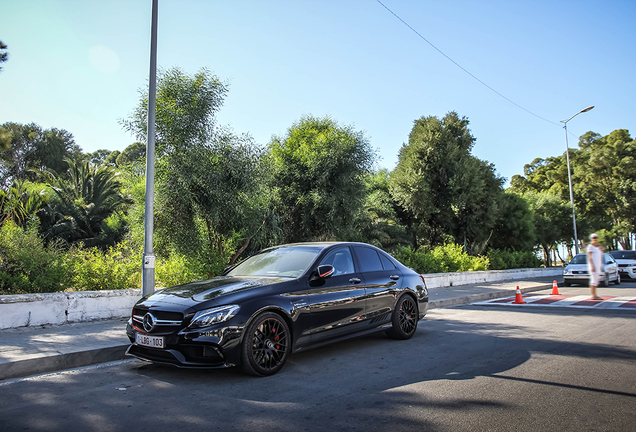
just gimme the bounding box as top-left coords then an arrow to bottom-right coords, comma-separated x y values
390,275 -> 400,280
349,278 -> 361,284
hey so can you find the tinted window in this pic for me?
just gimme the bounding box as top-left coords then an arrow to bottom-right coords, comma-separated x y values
380,253 -> 396,270
320,247 -> 355,276
355,247 -> 384,272
610,251 -> 636,260
229,245 -> 323,278
604,254 -> 615,264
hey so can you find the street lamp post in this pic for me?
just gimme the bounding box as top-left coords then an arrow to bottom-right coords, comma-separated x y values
142,0 -> 158,297
561,105 -> 594,256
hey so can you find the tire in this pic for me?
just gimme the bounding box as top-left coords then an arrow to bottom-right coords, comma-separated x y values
564,281 -> 571,287
615,273 -> 621,285
241,312 -> 290,376
386,295 -> 418,340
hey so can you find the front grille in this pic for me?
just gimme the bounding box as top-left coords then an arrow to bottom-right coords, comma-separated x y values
180,345 -> 224,363
619,264 -> 629,268
132,308 -> 183,332
133,308 -> 183,321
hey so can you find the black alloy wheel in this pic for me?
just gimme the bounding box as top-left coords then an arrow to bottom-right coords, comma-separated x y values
241,312 -> 290,376
387,295 -> 418,340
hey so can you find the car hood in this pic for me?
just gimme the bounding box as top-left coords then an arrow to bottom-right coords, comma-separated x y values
614,259 -> 636,265
565,264 -> 588,271
144,276 -> 290,305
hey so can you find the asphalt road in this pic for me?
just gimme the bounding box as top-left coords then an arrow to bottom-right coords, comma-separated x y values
1,287 -> 635,432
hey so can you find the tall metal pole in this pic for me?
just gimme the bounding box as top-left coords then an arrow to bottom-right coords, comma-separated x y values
562,123 -> 579,255
560,105 -> 594,257
142,0 -> 158,297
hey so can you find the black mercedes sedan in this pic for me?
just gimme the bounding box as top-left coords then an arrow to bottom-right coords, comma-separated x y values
126,242 -> 429,376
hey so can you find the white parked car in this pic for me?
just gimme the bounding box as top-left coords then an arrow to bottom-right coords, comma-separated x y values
609,250 -> 636,280
562,253 -> 620,287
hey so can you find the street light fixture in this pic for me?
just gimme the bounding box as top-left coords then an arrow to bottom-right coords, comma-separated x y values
561,105 -> 594,256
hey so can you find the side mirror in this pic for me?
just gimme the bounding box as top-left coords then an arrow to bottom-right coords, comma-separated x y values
317,265 -> 335,279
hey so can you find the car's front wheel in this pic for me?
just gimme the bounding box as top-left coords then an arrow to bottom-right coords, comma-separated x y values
387,295 -> 418,340
615,273 -> 621,285
241,312 -> 290,376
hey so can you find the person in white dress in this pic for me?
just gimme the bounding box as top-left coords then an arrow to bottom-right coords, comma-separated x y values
586,233 -> 604,300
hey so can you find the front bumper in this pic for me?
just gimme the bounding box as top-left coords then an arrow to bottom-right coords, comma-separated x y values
126,319 -> 243,368
618,267 -> 636,279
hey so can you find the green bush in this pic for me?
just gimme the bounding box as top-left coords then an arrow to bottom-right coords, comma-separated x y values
65,241 -> 141,291
394,243 -> 489,274
487,249 -> 542,270
0,221 -> 68,294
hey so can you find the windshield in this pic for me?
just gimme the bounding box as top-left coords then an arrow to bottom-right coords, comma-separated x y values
610,250 -> 636,260
227,245 -> 324,278
569,254 -> 587,265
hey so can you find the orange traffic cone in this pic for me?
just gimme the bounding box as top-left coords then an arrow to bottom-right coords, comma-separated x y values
551,280 -> 560,295
512,286 -> 526,304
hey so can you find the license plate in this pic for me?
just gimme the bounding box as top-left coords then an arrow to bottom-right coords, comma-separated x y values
135,333 -> 165,349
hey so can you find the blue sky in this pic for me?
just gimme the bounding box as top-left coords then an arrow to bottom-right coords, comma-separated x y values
1,0 -> 635,185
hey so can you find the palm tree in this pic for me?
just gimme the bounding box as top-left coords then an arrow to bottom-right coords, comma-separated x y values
40,159 -> 132,247
0,181 -> 48,227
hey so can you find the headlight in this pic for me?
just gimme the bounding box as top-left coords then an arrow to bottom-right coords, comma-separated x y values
189,305 -> 240,329
563,269 -> 571,275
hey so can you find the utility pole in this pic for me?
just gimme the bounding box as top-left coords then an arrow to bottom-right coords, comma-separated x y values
142,0 -> 158,296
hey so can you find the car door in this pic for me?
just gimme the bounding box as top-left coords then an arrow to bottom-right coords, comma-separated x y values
304,246 -> 367,344
604,254 -> 618,282
352,246 -> 402,325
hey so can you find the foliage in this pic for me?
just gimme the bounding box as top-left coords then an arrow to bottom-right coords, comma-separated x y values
0,181 -> 49,227
0,40 -> 7,71
121,67 -> 229,157
353,169 -> 409,251
394,243 -> 489,274
487,249 -> 542,270
0,221 -> 67,294
65,242 -> 140,291
489,191 -> 536,252
116,142 -> 146,166
0,122 -> 83,187
38,159 -> 132,248
389,112 -> 504,253
269,115 -> 376,243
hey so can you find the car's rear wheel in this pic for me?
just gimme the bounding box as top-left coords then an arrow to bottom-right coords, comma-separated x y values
387,295 -> 418,340
241,312 -> 290,376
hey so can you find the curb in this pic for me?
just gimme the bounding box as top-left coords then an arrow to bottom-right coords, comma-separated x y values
0,345 -> 129,382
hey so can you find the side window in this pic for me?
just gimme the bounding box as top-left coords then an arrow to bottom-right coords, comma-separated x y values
605,255 -> 614,264
319,247 -> 355,276
379,252 -> 397,270
354,247 -> 384,273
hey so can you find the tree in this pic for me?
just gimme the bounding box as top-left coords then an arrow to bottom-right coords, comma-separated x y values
389,112 -> 504,252
489,191 -> 536,252
39,159 -> 131,247
353,169 -> 409,251
121,67 -> 229,157
0,122 -> 82,187
524,190 -> 572,266
0,40 -> 7,71
115,142 -> 146,166
268,115 -> 376,243
89,149 -> 112,166
122,67 -> 272,273
0,181 -> 48,227
574,129 -> 636,250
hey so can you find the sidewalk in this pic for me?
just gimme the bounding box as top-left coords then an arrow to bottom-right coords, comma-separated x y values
0,276 -> 558,381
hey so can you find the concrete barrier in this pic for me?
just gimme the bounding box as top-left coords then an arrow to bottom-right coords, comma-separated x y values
422,267 -> 563,289
0,267 -> 564,329
0,289 -> 141,330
